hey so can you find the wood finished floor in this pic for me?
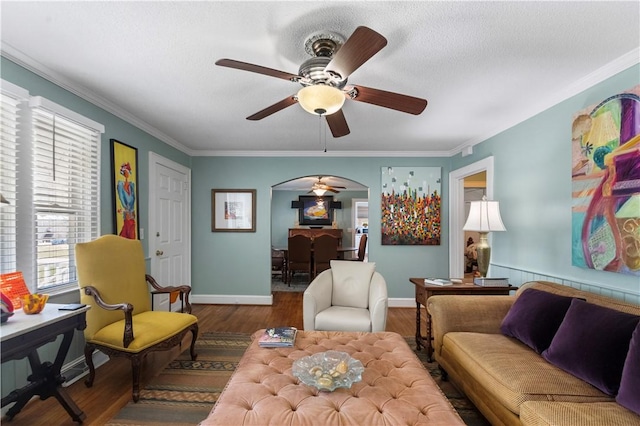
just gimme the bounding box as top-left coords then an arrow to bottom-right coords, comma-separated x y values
3,292 -> 419,425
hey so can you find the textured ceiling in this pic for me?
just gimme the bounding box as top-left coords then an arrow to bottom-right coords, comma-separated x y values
1,1 -> 638,157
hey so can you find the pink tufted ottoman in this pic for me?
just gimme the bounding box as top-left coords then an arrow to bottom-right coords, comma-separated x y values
200,330 -> 464,426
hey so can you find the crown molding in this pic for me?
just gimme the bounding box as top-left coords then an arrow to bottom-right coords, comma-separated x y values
1,42 -> 195,156
190,150 -> 447,157
456,48 -> 640,153
3,41 -> 637,159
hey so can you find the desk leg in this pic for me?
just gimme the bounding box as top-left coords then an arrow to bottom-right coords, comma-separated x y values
415,301 -> 422,351
2,330 -> 86,423
425,309 -> 433,362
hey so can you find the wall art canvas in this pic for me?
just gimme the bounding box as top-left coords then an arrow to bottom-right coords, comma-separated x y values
571,85 -> 640,276
381,167 -> 441,245
111,139 -> 139,239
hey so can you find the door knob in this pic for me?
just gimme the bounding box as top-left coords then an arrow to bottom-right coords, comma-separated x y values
156,250 -> 164,256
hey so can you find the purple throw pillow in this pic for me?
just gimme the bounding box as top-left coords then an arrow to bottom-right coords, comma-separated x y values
542,299 -> 640,396
500,288 -> 575,353
616,323 -> 640,415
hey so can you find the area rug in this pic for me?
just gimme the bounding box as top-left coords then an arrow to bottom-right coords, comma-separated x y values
271,274 -> 311,292
107,332 -> 489,425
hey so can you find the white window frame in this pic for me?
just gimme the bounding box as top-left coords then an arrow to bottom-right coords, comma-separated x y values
0,80 -> 29,276
0,83 -> 105,294
27,96 -> 104,292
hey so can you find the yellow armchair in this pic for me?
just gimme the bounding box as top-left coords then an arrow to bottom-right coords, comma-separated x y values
75,235 -> 198,402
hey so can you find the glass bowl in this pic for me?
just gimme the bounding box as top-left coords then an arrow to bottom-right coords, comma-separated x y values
292,350 -> 364,392
21,293 -> 49,314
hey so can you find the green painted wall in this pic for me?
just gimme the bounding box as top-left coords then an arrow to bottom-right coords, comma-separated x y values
451,64 -> 640,299
1,57 -> 192,256
191,157 -> 448,299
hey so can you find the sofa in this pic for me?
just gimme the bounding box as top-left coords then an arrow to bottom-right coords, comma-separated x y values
427,280 -> 640,426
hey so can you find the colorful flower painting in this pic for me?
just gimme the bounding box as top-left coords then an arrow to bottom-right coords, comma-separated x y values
381,167 -> 441,245
571,85 -> 640,276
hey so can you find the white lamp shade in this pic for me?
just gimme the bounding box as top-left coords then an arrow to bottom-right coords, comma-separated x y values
297,85 -> 345,115
463,197 -> 506,232
312,188 -> 327,196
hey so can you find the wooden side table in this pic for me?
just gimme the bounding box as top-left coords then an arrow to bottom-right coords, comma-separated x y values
409,278 -> 516,361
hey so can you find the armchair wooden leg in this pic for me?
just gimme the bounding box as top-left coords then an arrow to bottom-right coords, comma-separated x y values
189,324 -> 199,360
131,355 -> 143,403
83,345 -> 95,388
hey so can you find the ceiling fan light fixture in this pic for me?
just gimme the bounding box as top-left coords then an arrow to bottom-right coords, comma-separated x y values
297,85 -> 345,116
312,188 -> 327,196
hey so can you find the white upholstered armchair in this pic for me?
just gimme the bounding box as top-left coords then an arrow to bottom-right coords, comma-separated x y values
303,260 -> 388,332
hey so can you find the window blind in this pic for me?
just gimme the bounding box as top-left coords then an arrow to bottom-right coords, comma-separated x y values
30,100 -> 102,290
0,80 -> 29,274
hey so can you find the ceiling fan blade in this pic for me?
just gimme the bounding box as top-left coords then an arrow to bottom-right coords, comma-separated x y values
349,85 -> 427,115
325,26 -> 387,79
216,59 -> 300,82
246,96 -> 298,120
326,109 -> 350,138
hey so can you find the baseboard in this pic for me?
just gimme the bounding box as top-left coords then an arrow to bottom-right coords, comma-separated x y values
388,298 -> 415,308
191,294 -> 273,305
61,350 -> 110,386
191,293 -> 411,308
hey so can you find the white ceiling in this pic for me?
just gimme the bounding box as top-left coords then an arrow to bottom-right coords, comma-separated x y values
1,1 -> 638,157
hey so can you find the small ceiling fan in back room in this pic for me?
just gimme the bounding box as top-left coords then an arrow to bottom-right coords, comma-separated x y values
215,26 -> 428,138
309,176 -> 345,196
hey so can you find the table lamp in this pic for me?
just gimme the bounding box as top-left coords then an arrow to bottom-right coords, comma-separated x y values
463,196 -> 506,277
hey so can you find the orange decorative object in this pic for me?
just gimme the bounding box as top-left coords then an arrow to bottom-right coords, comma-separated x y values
21,293 -> 49,314
1,272 -> 31,308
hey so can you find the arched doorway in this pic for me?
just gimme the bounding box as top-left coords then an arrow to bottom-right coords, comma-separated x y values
270,175 -> 368,290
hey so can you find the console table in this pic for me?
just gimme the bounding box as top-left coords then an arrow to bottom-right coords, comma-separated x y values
1,303 -> 89,423
289,228 -> 342,243
409,278 -> 516,361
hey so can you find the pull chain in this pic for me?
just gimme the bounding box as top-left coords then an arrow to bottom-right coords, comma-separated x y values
323,115 -> 327,153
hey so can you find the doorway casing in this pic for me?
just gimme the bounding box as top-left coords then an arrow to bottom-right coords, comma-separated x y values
449,157 -> 495,278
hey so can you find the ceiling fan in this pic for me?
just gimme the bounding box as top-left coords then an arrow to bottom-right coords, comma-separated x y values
215,26 -> 428,138
309,177 -> 345,195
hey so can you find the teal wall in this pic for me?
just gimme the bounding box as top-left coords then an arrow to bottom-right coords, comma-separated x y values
2,57 -> 639,406
451,64 -> 640,301
2,57 -> 638,301
1,57 -> 192,256
191,157 -> 448,299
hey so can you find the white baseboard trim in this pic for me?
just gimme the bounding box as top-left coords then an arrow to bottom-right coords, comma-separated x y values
191,294 -> 273,305
61,350 -> 110,386
191,294 -> 412,308
388,298 -> 415,308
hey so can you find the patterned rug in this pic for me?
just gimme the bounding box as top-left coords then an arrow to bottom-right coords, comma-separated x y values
107,332 -> 489,425
271,274 -> 311,292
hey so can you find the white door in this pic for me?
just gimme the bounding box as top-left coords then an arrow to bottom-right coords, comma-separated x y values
149,153 -> 191,312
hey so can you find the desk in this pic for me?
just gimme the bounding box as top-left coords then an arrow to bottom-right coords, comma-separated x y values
1,303 -> 89,423
409,278 -> 516,361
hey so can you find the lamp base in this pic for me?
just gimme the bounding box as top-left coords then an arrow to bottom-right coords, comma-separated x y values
476,232 -> 491,277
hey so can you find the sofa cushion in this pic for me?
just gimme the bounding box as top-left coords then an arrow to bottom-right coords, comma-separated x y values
520,401 -> 640,426
616,322 -> 640,415
500,288 -> 575,353
542,299 -> 640,396
440,332 -> 612,416
330,260 -> 375,309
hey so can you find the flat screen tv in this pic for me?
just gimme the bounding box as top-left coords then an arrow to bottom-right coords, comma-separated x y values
298,195 -> 333,226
